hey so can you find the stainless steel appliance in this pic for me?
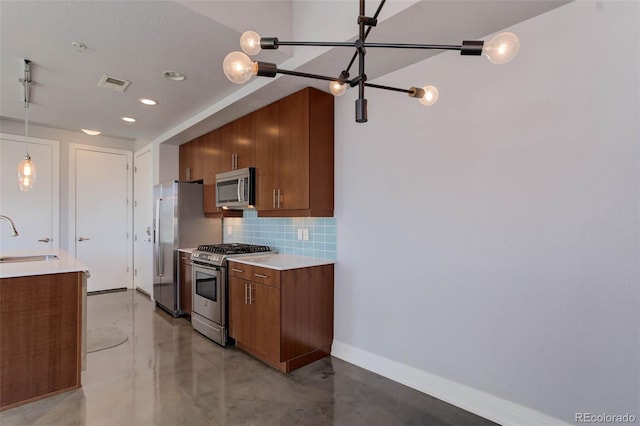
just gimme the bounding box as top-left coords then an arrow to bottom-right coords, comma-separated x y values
153,181 -> 222,317
190,243 -> 273,346
215,167 -> 256,209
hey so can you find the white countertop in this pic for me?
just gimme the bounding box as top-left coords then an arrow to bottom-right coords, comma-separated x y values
178,248 -> 196,254
228,254 -> 335,271
0,249 -> 90,279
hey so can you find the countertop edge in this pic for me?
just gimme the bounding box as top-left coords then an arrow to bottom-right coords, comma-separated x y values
0,249 -> 90,279
228,254 -> 335,271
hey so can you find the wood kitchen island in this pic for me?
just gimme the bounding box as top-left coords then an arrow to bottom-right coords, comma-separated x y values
0,250 -> 88,411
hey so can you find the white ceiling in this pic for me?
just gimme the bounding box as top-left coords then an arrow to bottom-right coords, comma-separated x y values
0,0 -> 569,145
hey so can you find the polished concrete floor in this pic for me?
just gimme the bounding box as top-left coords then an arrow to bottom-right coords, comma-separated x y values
1,290 -> 497,426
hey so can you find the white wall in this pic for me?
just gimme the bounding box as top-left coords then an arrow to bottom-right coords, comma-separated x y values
332,1 -> 639,424
0,119 -> 135,250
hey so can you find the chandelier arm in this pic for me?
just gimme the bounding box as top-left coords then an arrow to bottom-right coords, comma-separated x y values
273,41 -> 356,48
363,42 -> 463,50
364,82 -> 412,95
276,68 -> 351,84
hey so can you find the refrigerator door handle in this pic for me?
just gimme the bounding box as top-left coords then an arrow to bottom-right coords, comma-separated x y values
155,198 -> 163,276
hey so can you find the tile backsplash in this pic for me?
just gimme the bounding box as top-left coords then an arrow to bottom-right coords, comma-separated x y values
222,210 -> 336,260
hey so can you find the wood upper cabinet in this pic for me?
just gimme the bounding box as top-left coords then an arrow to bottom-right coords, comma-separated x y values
219,112 -> 256,172
255,101 -> 279,212
201,129 -> 243,217
202,129 -> 221,214
256,87 -> 334,217
179,137 -> 204,182
228,262 -> 334,373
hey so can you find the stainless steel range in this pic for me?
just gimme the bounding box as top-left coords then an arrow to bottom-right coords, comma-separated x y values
190,243 -> 273,346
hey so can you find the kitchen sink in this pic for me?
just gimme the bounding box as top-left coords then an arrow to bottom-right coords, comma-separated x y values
0,254 -> 59,263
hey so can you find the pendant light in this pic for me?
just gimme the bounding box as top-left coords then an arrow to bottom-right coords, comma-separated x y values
18,59 -> 36,192
223,0 -> 520,123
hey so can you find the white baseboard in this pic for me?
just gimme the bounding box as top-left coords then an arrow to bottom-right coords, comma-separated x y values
331,340 -> 570,426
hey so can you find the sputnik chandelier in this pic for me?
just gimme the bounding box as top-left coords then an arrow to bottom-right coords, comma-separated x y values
223,0 -> 519,123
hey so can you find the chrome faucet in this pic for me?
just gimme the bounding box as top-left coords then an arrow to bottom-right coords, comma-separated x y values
0,215 -> 19,237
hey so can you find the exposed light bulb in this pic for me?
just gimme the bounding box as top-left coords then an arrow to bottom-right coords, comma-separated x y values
17,154 -> 37,192
419,85 -> 438,106
223,51 -> 256,84
240,31 -> 262,56
329,80 -> 347,96
484,32 -> 519,65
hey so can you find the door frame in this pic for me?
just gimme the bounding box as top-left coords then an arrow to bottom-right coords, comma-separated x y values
133,144 -> 153,295
0,132 -> 60,249
68,143 -> 133,288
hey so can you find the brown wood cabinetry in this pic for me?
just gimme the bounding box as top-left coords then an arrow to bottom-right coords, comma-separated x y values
180,87 -> 333,217
256,87 -> 334,217
179,251 -> 192,318
228,262 -> 334,373
220,112 -> 256,172
1,272 -> 83,410
201,128 -> 243,217
179,136 -> 204,182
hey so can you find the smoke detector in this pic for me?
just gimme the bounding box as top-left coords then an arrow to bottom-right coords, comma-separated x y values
98,74 -> 131,92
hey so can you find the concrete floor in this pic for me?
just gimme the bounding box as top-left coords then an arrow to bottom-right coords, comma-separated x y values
1,290 -> 497,426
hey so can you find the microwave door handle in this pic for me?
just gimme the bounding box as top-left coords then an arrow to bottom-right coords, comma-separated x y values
238,178 -> 244,203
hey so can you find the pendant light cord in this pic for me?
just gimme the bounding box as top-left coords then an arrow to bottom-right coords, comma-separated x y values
24,100 -> 29,156
22,59 -> 31,157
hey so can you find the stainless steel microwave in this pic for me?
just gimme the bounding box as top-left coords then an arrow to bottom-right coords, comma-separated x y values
215,167 -> 255,209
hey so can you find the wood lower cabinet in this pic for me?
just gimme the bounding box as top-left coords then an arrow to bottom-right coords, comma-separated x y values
228,262 -> 334,373
1,272 -> 84,410
179,251 -> 192,318
229,277 -> 280,364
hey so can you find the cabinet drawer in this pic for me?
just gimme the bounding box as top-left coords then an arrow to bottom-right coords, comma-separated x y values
228,263 -> 280,288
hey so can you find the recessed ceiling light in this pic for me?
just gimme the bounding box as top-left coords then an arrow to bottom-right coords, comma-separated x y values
163,71 -> 186,81
139,98 -> 158,106
81,129 -> 101,136
121,116 -> 137,123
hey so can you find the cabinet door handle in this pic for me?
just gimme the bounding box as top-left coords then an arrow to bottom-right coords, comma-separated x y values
244,283 -> 248,304
232,268 -> 244,273
254,273 -> 268,279
272,189 -> 276,209
38,237 -> 51,243
277,189 -> 281,209
249,284 -> 254,305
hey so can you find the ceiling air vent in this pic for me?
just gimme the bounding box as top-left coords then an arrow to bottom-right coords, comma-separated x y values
98,74 -> 131,92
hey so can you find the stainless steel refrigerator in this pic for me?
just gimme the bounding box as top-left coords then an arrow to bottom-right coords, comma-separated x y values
153,181 -> 221,317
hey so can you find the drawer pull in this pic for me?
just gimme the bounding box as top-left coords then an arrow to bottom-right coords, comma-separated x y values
232,268 -> 244,273
254,273 -> 268,279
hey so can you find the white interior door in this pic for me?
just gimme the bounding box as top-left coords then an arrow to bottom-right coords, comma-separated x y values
0,134 -> 59,252
70,145 -> 132,292
133,147 -> 153,295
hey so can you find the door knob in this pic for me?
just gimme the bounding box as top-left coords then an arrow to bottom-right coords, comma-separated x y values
146,226 -> 152,236
38,237 -> 51,243
78,236 -> 91,242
